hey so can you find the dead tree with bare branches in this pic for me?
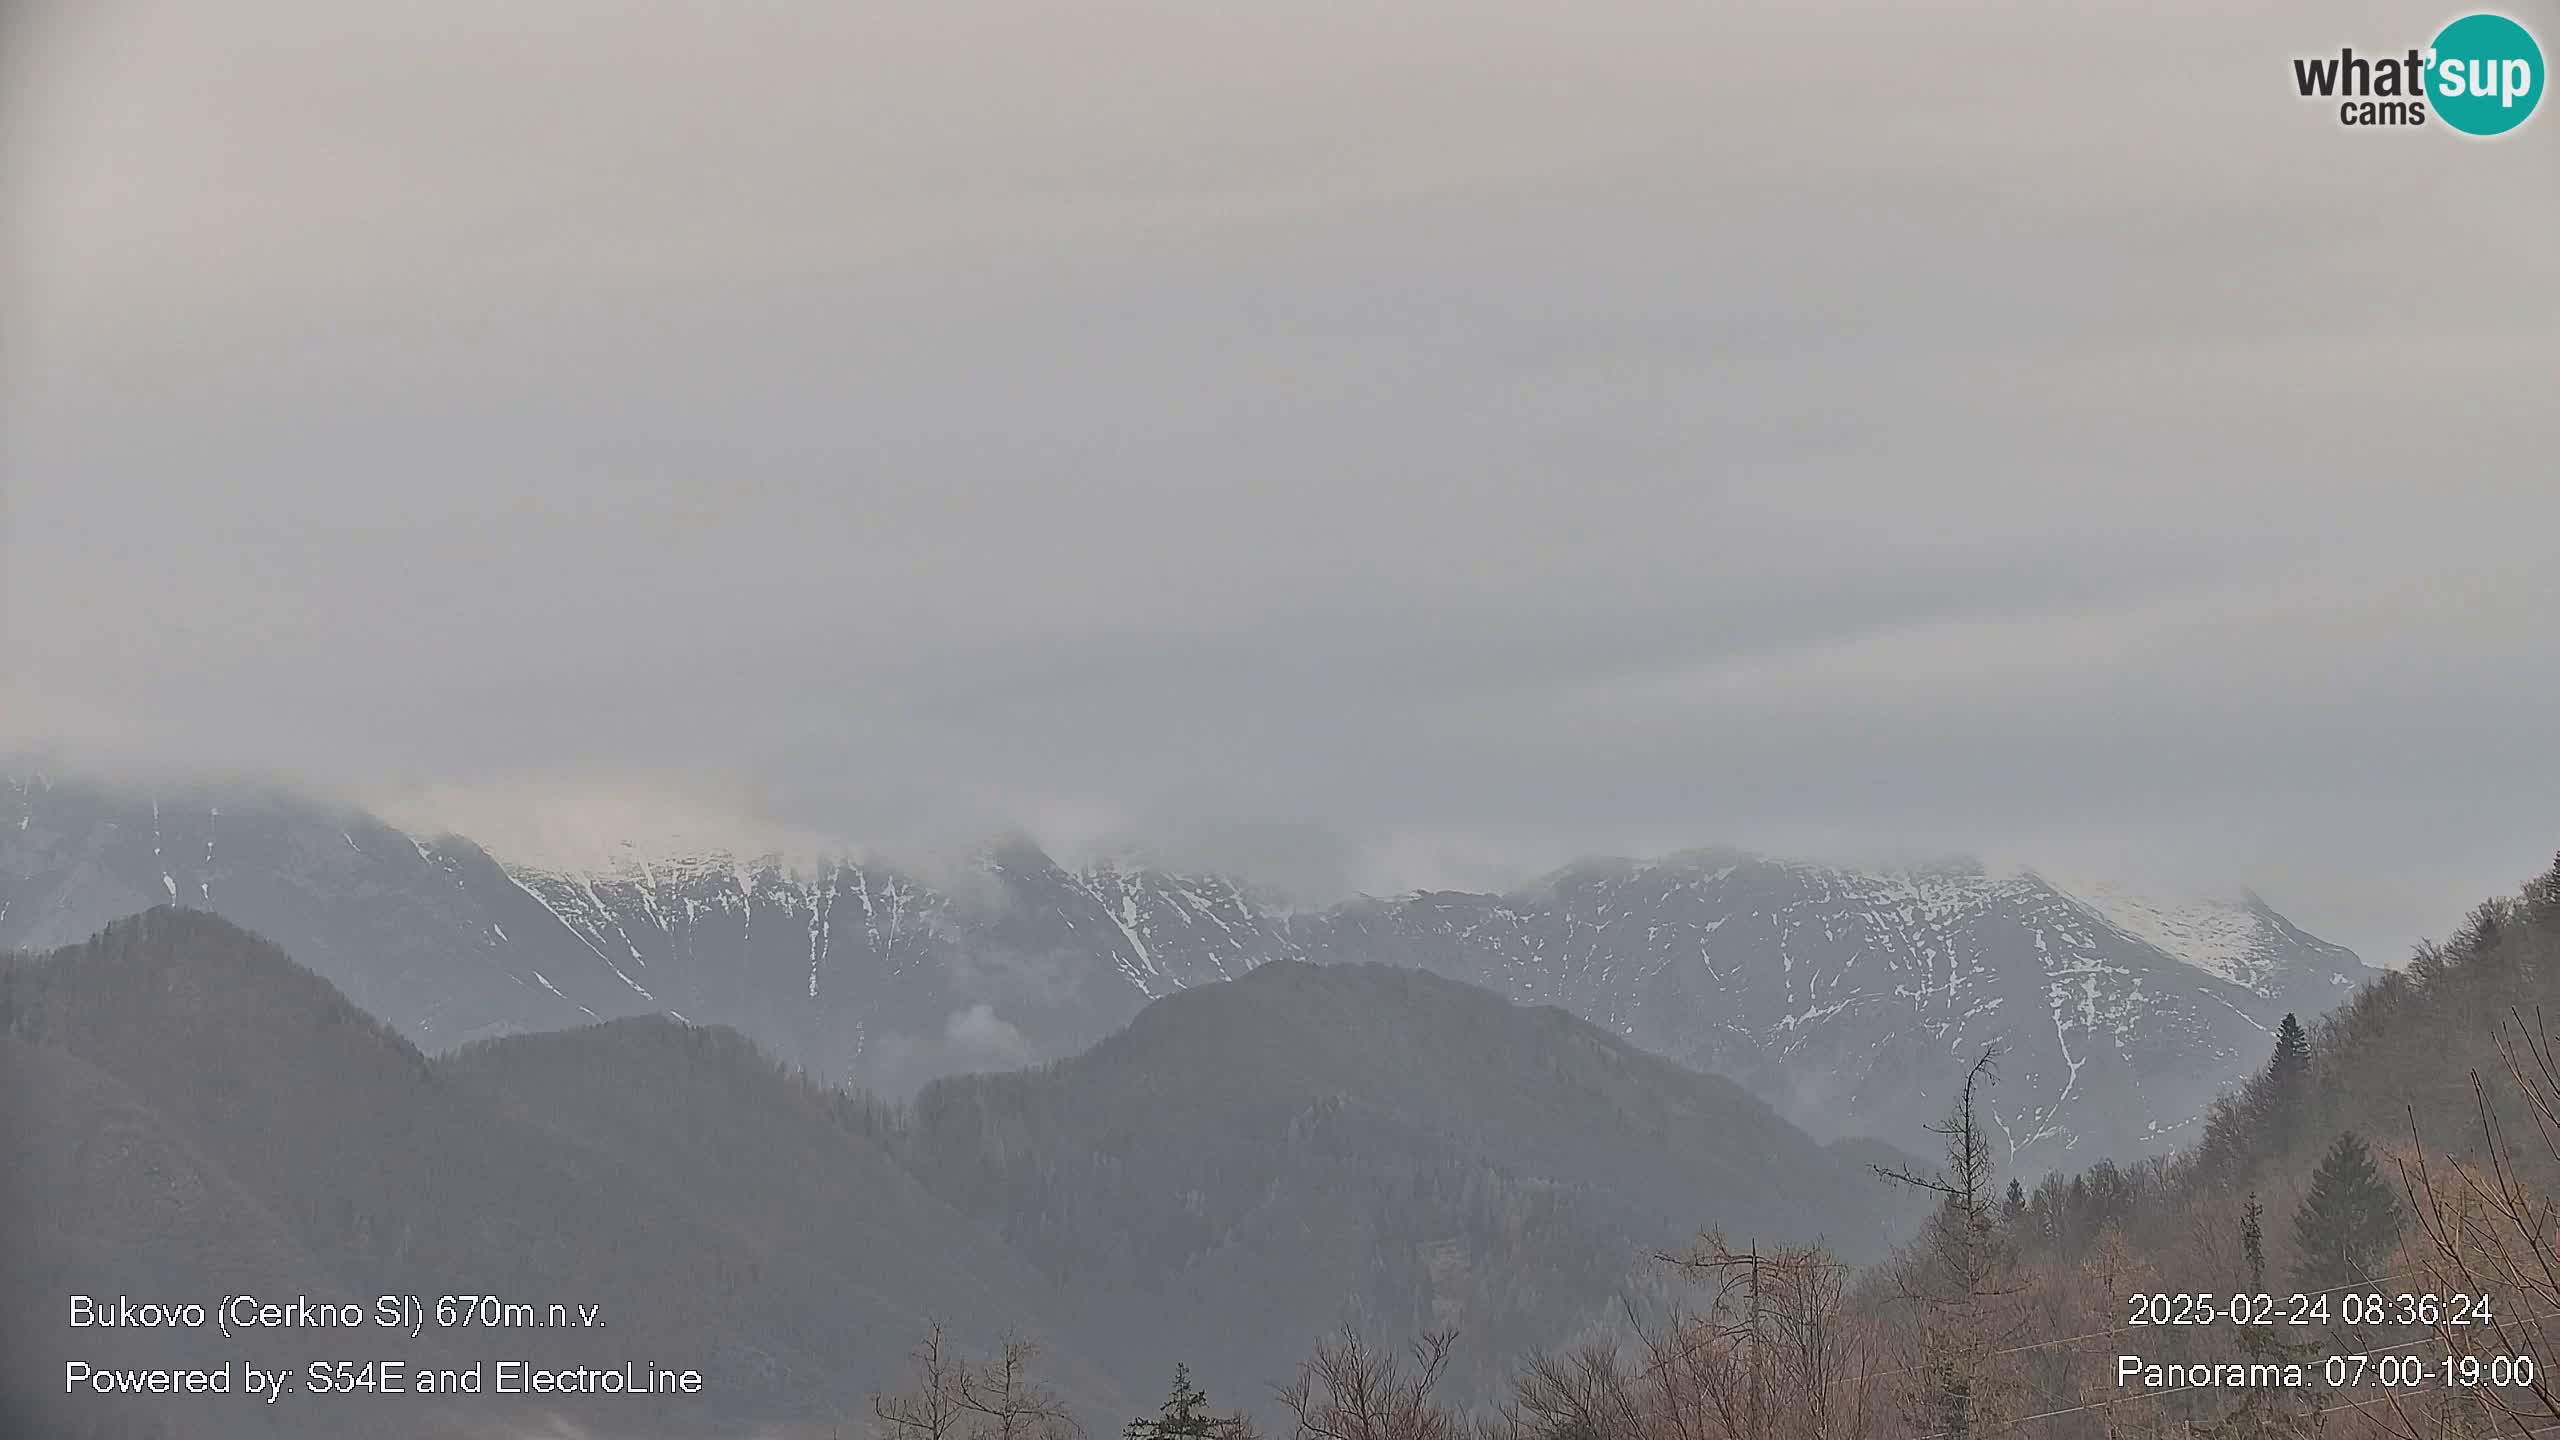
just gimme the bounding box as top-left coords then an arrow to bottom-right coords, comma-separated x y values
1875,1048 -> 2021,1440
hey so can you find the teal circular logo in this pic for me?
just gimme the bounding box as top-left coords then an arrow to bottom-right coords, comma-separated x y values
2430,13 -> 2544,135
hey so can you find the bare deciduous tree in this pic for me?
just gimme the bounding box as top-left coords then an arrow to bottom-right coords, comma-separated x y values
1485,1236 -> 1878,1440
1277,1328 -> 1463,1440
2392,1011 -> 2560,1440
875,1322 -> 1083,1440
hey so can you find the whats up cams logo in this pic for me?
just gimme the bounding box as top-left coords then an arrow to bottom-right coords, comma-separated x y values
2293,12 -> 2545,134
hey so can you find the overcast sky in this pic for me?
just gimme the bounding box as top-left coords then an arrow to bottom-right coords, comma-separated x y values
3,0 -> 2554,961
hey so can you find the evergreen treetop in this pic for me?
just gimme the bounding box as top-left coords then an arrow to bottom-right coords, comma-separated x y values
2240,1193 -> 2266,1289
2269,1014 -> 2311,1089
1125,1363 -> 1253,1440
2290,1130 -> 2403,1292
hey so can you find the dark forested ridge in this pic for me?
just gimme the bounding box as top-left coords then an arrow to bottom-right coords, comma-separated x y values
1,907 -> 1911,1438
898,961 -> 1917,1405
0,909 -> 1102,1439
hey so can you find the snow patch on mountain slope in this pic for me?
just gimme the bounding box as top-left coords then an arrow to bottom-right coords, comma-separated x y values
2043,879 -> 2270,988
416,820 -> 2355,1170
1064,861 -> 1294,993
373,783 -> 2342,1001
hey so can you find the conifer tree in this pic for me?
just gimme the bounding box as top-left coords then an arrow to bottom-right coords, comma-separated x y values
2290,1131 -> 2403,1292
2263,1014 -> 2313,1148
1125,1363 -> 1253,1440
2208,1194 -> 2315,1440
2001,1178 -> 2025,1227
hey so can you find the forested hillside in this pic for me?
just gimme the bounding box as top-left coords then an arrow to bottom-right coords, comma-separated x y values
1989,852 -> 2560,1268
899,961 -> 1915,1405
0,909 -> 1108,1440
1361,852 -> 2560,1440
1,908 -> 1910,1438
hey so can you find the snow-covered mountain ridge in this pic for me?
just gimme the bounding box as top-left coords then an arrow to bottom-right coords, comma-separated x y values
0,775 -> 2370,1171
424,836 -> 2371,1170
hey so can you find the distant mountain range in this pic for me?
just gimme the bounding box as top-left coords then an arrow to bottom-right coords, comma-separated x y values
1,909 -> 1909,1436
0,773 -> 2370,1171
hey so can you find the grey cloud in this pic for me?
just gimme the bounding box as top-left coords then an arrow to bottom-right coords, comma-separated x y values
3,0 -> 2555,964
944,1005 -> 1034,1068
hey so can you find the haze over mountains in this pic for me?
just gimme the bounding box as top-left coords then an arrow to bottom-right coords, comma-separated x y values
0,772 -> 2370,1173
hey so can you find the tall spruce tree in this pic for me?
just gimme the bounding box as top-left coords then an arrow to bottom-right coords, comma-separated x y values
2264,1014 -> 2314,1148
1125,1363 -> 1253,1440
2208,1194 -> 2315,1440
2290,1131 -> 2403,1292
2241,1193 -> 2267,1288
